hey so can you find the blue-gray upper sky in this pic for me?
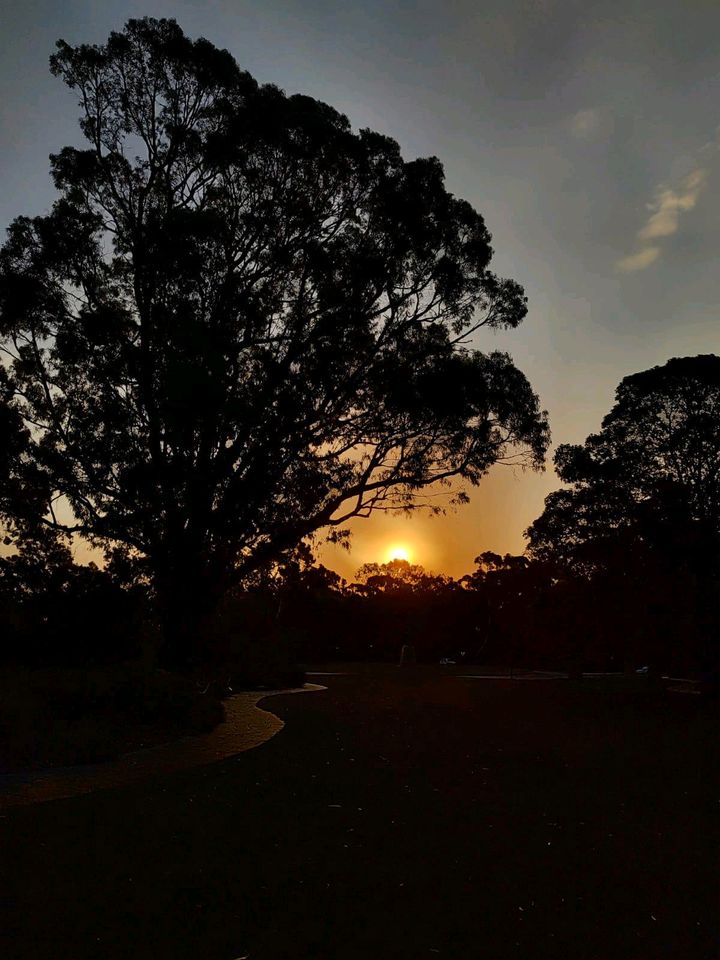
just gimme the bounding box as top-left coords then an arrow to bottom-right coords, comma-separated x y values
2,0 -> 719,576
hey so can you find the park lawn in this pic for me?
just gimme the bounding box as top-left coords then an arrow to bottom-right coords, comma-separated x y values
1,665 -> 717,959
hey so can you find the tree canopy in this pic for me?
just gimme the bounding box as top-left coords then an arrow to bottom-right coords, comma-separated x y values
0,18 -> 548,652
353,558 -> 454,595
527,355 -> 720,574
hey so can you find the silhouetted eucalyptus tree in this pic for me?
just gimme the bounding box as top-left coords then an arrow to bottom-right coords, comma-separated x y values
527,356 -> 720,673
0,19 -> 548,658
527,355 -> 720,572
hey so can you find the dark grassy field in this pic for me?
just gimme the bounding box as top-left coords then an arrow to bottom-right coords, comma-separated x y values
1,665 -> 718,959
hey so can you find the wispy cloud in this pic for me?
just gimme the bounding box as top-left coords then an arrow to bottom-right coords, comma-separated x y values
637,169 -> 706,240
616,246 -> 661,273
617,168 -> 707,273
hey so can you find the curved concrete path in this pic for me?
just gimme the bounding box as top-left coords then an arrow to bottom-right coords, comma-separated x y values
0,684 -> 325,809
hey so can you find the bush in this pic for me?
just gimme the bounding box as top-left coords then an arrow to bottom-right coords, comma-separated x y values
0,663 -> 225,772
204,595 -> 306,688
228,635 -> 307,689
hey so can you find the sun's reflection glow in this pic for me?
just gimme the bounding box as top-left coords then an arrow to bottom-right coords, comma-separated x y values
385,544 -> 412,563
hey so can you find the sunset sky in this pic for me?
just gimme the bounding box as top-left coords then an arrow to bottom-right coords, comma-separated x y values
2,0 -> 719,579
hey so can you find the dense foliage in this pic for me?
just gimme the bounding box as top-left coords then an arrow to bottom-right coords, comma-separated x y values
527,356 -> 720,675
527,355 -> 720,571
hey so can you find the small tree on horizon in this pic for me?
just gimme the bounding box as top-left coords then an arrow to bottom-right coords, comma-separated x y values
0,18 -> 548,661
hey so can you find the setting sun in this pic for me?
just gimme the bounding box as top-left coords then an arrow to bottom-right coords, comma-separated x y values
385,544 -> 412,563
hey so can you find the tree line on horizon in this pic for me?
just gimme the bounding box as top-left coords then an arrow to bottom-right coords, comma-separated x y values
0,19 -> 718,685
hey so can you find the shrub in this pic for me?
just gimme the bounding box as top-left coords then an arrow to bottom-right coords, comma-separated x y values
0,663 -> 224,772
202,594 -> 307,689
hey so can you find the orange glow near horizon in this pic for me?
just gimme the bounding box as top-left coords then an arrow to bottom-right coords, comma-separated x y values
317,463 -> 562,581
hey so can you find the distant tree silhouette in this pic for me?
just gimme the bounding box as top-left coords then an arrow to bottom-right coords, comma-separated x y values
244,541 -> 344,597
0,18 -> 548,661
0,526 -> 148,665
349,558 -> 463,661
460,552 -> 550,664
353,558 -> 453,595
527,355 -> 720,674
